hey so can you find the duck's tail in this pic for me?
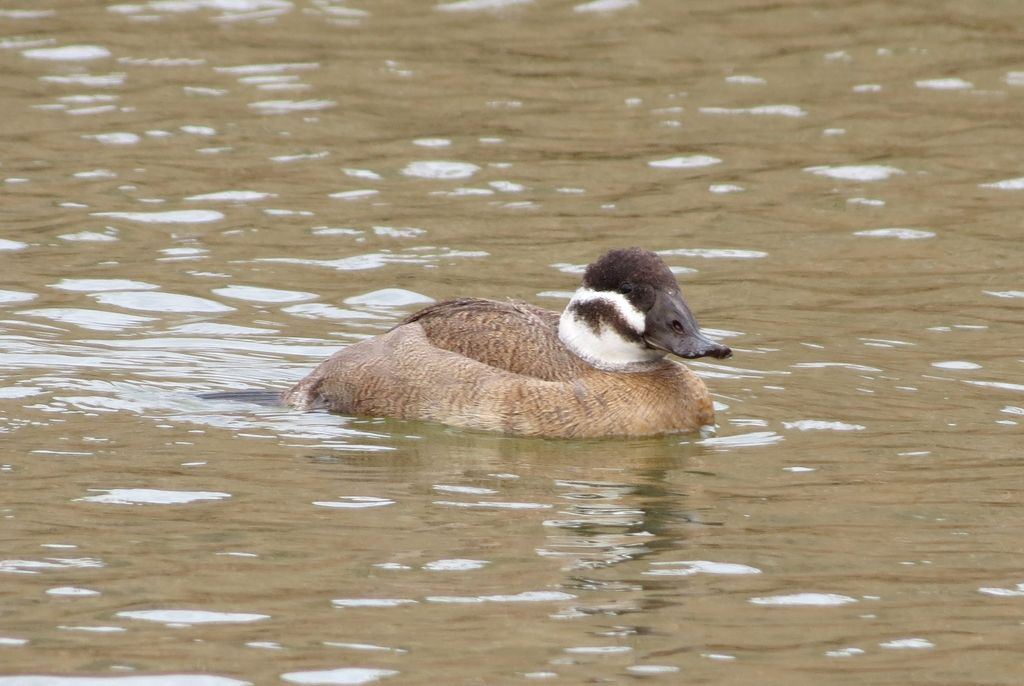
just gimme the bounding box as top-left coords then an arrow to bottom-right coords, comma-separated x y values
198,390 -> 285,406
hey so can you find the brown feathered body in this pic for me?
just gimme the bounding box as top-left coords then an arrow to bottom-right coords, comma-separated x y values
282,298 -> 715,438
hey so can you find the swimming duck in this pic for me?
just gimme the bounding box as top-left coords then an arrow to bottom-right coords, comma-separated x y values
281,247 -> 731,438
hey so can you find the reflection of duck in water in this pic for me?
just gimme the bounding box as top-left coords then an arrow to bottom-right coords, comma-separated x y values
279,247 -> 731,438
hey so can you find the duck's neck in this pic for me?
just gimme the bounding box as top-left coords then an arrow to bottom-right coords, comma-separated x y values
557,288 -> 666,372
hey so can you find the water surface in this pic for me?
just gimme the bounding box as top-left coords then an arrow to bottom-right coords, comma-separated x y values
2,1 -> 1022,684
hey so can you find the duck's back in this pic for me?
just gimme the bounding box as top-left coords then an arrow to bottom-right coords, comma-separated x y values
402,298 -> 588,382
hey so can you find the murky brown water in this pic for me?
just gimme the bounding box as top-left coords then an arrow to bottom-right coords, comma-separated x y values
2,1 -> 1023,684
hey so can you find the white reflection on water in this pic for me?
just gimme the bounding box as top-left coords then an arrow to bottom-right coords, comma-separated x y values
20,308 -> 157,331
565,645 -> 631,654
216,62 -> 319,75
72,164 -> 117,176
699,431 -> 783,449
22,45 -> 111,60
280,668 -> 399,685
92,210 -> 224,223
330,190 -> 379,201
342,168 -> 382,180
46,586 -> 101,596
282,303 -> 389,321
964,380 -> 1024,393
435,0 -> 532,12
750,593 -> 857,606
709,183 -> 744,193
825,647 -> 865,658
644,560 -> 761,576
313,497 -> 395,509
260,248 -> 488,271
931,361 -> 981,370
422,559 -> 489,571
647,155 -> 721,169
401,160 -> 481,180
782,420 -> 866,431
0,557 -> 105,575
574,0 -> 638,13
0,290 -> 37,304
186,190 -> 275,202
0,239 -> 29,251
980,176 -> 1024,190
412,137 -> 451,147
804,165 -> 904,181
425,591 -> 575,603
978,582 -> 1024,597
212,285 -> 317,303
322,642 -> 406,653
432,484 -> 498,495
915,78 -> 972,90
793,361 -> 882,372
249,99 -> 336,114
92,291 -> 234,313
41,73 -> 126,87
116,609 -> 269,625
78,489 -> 231,505
51,278 -> 158,292
879,637 -> 935,649
433,500 -> 552,510
59,231 -> 118,242
659,247 -> 768,259
626,665 -> 680,675
332,598 -> 417,608
83,132 -> 140,145
344,288 -> 433,307
854,228 -> 935,240
700,104 -> 807,117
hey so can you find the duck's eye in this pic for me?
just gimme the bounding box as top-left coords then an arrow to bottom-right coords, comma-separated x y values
619,283 -> 633,295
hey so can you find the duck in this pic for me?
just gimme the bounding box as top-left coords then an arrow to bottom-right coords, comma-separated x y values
278,247 -> 731,438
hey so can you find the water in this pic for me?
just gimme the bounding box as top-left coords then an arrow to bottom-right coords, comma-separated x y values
2,1 -> 1022,684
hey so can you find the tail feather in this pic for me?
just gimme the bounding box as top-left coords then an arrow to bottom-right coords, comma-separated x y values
198,390 -> 284,406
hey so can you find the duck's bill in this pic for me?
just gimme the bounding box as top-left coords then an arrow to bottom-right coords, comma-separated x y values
643,290 -> 732,360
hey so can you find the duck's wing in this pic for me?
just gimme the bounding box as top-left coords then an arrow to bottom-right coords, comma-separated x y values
399,298 -> 586,381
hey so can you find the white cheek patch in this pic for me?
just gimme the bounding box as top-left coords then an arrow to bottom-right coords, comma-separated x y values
566,288 -> 646,333
558,288 -> 664,371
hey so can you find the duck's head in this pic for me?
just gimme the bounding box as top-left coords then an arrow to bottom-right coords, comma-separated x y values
558,247 -> 732,371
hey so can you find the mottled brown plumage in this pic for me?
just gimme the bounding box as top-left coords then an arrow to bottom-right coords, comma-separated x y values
282,297 -> 717,438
